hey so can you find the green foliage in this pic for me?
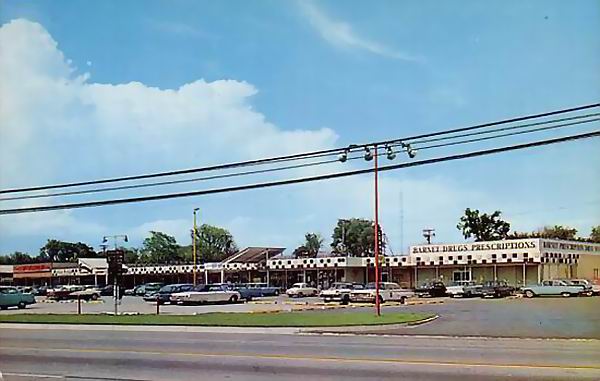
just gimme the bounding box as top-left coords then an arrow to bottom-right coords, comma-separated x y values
39,240 -> 97,262
590,225 -> 600,243
194,224 -> 238,262
457,209 -> 510,242
0,251 -> 37,265
510,225 -> 581,241
331,218 -> 375,257
140,231 -> 181,264
293,233 -> 323,258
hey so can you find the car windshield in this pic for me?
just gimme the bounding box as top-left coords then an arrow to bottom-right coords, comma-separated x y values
364,283 -> 385,290
291,283 -> 304,288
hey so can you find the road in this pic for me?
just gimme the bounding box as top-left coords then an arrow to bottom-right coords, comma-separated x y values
1,327 -> 599,380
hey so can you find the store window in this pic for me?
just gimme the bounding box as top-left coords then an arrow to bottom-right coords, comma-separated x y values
452,270 -> 471,284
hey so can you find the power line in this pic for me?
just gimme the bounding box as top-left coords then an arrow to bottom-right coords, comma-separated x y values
2,103 -> 598,195
1,130 -> 597,215
3,116 -> 597,202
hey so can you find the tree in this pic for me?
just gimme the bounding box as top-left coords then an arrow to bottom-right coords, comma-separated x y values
39,240 -> 97,262
194,224 -> 238,262
457,209 -> 510,241
122,247 -> 140,264
0,251 -> 36,265
331,218 -> 375,257
509,225 -> 580,240
590,225 -> 600,243
537,225 -> 577,240
140,231 -> 181,264
292,233 -> 324,258
305,233 -> 323,257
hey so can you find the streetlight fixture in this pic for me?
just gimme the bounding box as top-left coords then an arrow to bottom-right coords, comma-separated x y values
337,149 -> 348,163
364,146 -> 373,161
385,145 -> 396,160
193,208 -> 200,286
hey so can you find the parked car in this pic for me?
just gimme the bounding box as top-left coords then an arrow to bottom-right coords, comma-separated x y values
562,279 -> 598,296
244,282 -> 281,297
47,285 -> 100,301
350,282 -> 413,304
228,284 -> 256,301
0,286 -> 36,310
170,284 -> 241,305
446,281 -> 483,298
286,283 -> 318,298
415,281 -> 447,297
97,285 -> 125,299
135,283 -> 165,296
153,284 -> 194,304
31,285 -> 48,296
320,282 -> 363,304
480,280 -> 515,298
521,280 -> 588,298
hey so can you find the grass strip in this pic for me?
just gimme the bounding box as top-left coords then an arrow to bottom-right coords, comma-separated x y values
0,311 -> 433,327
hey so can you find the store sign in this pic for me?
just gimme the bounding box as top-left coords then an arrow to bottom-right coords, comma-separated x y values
13,263 -> 52,273
542,240 -> 600,253
411,240 -> 537,254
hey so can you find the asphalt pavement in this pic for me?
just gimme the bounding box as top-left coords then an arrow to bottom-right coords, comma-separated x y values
1,327 -> 599,381
374,296 -> 600,339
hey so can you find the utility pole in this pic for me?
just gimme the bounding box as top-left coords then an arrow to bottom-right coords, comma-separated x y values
422,228 -> 436,244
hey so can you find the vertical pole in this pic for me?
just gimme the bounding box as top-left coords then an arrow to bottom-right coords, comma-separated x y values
537,264 -> 542,283
77,295 -> 81,315
522,262 -> 526,286
373,145 -> 381,317
193,209 -> 198,287
266,250 -> 270,286
113,274 -> 118,315
156,299 -> 160,315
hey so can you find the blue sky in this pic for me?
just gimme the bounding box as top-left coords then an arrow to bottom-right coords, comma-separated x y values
0,0 -> 599,256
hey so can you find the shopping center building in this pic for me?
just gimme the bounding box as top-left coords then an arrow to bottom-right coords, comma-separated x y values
4,238 -> 600,289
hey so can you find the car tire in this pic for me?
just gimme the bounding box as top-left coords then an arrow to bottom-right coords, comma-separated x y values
0,305 -> 8,310
274,290 -> 280,296
17,301 -> 26,309
400,296 -> 406,305
91,294 -> 99,301
561,292 -> 571,298
341,295 -> 350,305
524,290 -> 535,298
229,295 -> 239,303
298,292 -> 304,298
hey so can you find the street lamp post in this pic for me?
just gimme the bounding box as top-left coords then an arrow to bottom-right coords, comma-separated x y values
373,145 -> 381,317
193,208 -> 200,287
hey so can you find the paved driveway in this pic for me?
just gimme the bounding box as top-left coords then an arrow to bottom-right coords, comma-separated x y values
373,296 -> 600,339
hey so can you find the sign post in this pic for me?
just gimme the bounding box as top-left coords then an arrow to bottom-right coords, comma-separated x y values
106,250 -> 125,315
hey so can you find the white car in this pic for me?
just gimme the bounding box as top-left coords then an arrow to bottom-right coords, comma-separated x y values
319,282 -> 363,303
170,284 -> 241,305
567,279 -> 599,296
445,283 -> 465,298
350,282 -> 413,304
286,283 -> 318,298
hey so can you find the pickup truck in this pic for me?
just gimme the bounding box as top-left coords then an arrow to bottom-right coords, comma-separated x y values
522,280 -> 588,298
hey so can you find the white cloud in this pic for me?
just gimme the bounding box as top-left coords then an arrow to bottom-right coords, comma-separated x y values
0,18 -> 490,254
297,1 -> 420,62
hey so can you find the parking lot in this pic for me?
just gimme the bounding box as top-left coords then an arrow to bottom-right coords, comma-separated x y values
2,294 -> 599,339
